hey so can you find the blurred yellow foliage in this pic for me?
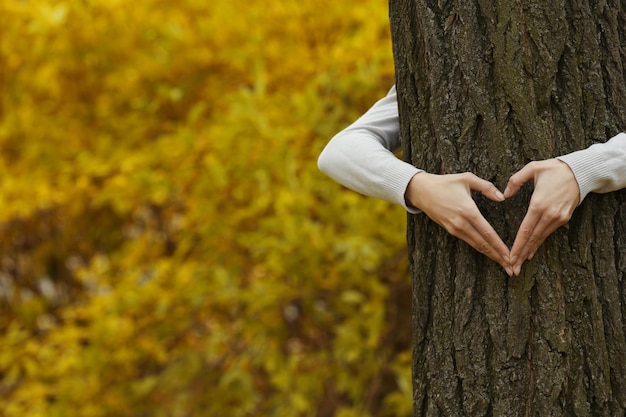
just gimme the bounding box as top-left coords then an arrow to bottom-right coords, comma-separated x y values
0,0 -> 412,416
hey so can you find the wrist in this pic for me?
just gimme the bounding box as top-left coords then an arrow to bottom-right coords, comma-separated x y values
556,151 -> 598,204
404,171 -> 430,210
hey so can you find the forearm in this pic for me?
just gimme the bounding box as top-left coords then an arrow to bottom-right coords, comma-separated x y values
318,130 -> 421,211
318,86 -> 422,212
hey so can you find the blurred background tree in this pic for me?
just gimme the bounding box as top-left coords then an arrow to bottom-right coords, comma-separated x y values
0,1 -> 413,416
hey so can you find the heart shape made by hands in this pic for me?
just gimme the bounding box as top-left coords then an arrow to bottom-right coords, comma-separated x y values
407,159 -> 580,276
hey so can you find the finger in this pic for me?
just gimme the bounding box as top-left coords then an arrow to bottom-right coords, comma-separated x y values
455,225 -> 513,275
515,209 -> 568,269
510,210 -> 541,272
511,217 -> 553,275
504,162 -> 536,198
451,224 -> 501,261
463,173 -> 505,202
511,214 -> 561,275
446,206 -> 512,273
469,214 -> 510,264
456,176 -> 510,268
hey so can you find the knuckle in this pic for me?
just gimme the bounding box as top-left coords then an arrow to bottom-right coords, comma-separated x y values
546,206 -> 560,218
456,206 -> 469,219
446,218 -> 462,235
529,203 -> 546,215
557,211 -> 571,223
445,216 -> 468,236
520,227 -> 533,237
456,204 -> 476,219
527,161 -> 544,172
527,235 -> 539,245
478,241 -> 491,254
509,175 -> 523,186
460,172 -> 477,184
550,207 -> 571,224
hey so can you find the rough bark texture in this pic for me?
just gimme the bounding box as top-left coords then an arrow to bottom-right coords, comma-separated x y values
389,1 -> 626,415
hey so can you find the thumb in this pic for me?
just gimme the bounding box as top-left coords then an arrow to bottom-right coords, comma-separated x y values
504,163 -> 536,198
464,173 -> 505,202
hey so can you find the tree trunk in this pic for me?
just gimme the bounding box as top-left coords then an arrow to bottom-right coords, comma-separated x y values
389,1 -> 626,415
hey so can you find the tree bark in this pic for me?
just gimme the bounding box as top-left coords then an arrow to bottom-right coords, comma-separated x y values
389,1 -> 626,415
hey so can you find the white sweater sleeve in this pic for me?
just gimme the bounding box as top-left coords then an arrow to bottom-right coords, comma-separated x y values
317,86 -> 422,212
557,132 -> 626,202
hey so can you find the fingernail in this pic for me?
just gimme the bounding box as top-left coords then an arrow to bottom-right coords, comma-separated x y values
495,191 -> 505,201
503,187 -> 510,197
528,251 -> 535,260
505,267 -> 513,277
514,265 -> 521,276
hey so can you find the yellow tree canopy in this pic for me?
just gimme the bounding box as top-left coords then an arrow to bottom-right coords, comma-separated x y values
0,1 -> 411,416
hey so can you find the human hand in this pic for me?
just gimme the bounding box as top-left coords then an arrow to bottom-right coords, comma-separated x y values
405,172 -> 513,275
504,159 -> 580,275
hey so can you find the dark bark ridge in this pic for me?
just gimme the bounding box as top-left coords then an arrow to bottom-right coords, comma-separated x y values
389,0 -> 626,415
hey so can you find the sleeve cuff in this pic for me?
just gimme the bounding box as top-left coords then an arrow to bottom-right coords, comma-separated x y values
382,163 -> 422,213
556,147 -> 610,203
